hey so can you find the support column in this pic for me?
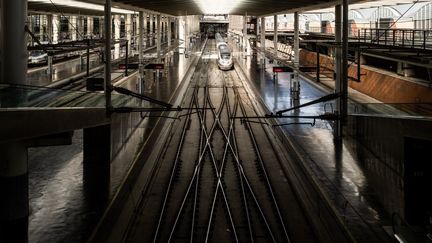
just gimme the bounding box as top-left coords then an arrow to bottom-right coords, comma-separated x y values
274,15 -> 278,54
0,142 -> 28,242
40,15 -> 46,42
113,15 -> 121,59
260,16 -> 266,65
292,12 -> 300,97
138,11 -> 144,90
52,14 -> 59,43
160,16 -> 164,42
105,0 -> 112,110
243,12 -> 248,53
341,0 -> 349,128
47,14 -> 54,77
99,17 -> 104,38
70,16 -> 77,41
84,125 -> 111,164
185,15 -> 188,55
76,16 -> 82,40
126,14 -> 132,55
87,16 -> 93,38
0,8 -> 30,236
1,0 -> 28,86
167,16 -> 172,46
174,18 -> 178,40
157,14 -> 161,59
47,14 -> 53,43
143,12 -> 147,47
83,125 -> 111,218
260,17 -> 265,50
335,4 -> 342,137
149,14 -> 154,46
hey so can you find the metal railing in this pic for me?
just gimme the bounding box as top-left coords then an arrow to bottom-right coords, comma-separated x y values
357,28 -> 432,50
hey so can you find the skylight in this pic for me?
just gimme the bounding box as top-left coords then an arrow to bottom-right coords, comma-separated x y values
194,0 -> 243,14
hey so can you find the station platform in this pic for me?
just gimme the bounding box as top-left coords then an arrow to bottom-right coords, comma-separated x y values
231,40 -> 396,242
26,39 -> 173,87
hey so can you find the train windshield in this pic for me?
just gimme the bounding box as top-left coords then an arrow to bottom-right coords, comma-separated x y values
218,45 -> 231,59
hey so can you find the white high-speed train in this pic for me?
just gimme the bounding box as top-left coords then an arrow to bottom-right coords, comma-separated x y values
215,33 -> 233,70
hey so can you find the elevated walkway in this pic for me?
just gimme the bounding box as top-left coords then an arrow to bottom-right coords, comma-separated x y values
1,39 -> 184,143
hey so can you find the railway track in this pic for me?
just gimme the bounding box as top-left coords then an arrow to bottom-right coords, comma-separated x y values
124,39 -> 317,243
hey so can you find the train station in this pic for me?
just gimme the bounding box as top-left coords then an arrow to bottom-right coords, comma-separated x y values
0,0 -> 431,242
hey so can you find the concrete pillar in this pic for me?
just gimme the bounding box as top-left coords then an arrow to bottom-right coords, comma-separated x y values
335,4 -> 342,137
149,14 -> 154,46
76,16 -> 82,40
40,15 -> 46,42
126,14 -> 132,55
243,12 -> 248,53
114,15 -> 121,40
83,125 -> 111,216
292,12 -> 300,96
341,0 -> 349,128
0,142 -> 28,242
70,16 -> 77,41
99,17 -> 104,38
52,14 -> 59,43
84,125 -> 111,164
260,17 -> 265,49
165,18 -> 169,41
274,15 -> 278,54
87,16 -> 93,38
114,15 -> 121,59
47,14 -> 53,43
167,16 -> 172,46
260,16 -> 266,65
105,0 -> 112,109
138,12 -> 145,89
143,12 -> 147,47
160,16 -> 164,41
0,0 -> 28,86
157,14 -> 161,59
185,15 -> 188,55
174,18 -> 178,40
46,15 -> 54,77
0,5 -> 30,236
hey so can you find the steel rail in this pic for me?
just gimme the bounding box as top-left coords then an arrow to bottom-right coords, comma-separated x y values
221,72 -> 254,243
152,82 -> 196,243
236,83 -> 292,243
205,73 -> 277,242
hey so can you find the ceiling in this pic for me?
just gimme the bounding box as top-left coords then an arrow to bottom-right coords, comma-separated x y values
80,0 -> 354,16
28,0 -> 135,16
28,0 -> 373,17
110,0 -> 342,16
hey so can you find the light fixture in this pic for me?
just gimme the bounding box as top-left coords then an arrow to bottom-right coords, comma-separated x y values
194,0 -> 243,14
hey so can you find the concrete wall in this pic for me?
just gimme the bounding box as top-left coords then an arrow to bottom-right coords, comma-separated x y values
347,115 -> 432,220
300,50 -> 432,103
